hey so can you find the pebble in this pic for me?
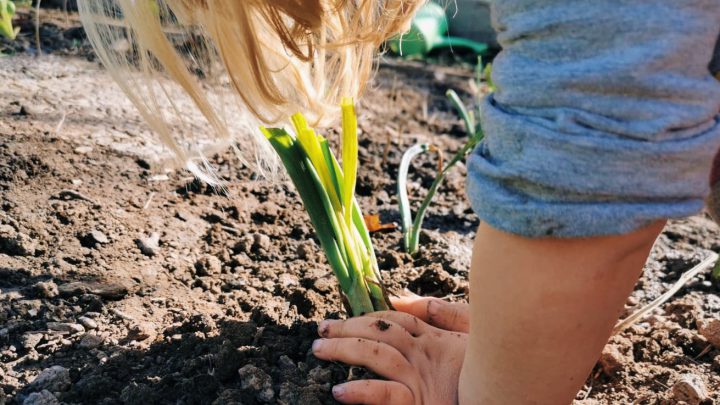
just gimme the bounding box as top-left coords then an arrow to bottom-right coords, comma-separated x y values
74,146 -> 93,155
27,366 -> 71,392
77,316 -> 98,330
47,322 -> 85,335
23,390 -> 59,405
136,232 -> 160,256
59,282 -> 128,300
89,230 -> 109,244
34,281 -> 59,299
78,333 -> 103,350
671,374 -> 707,405
697,318 -> 720,349
238,365 -> 274,403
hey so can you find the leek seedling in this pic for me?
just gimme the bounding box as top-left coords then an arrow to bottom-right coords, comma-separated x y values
398,90 -> 484,255
262,98 -> 389,316
0,0 -> 18,40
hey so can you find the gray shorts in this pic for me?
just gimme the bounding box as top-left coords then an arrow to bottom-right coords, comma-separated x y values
466,0 -> 720,237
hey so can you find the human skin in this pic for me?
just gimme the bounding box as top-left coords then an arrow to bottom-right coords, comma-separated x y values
312,220 -> 665,404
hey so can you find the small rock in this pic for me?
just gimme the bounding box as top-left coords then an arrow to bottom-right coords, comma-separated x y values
238,365 -> 274,403
78,333 -> 103,350
671,374 -> 708,405
78,230 -> 109,248
47,322 -> 85,335
23,390 -> 59,405
58,282 -> 128,300
697,318 -> 720,349
136,233 -> 160,256
27,366 -> 71,392
74,146 -> 94,155
77,316 -> 98,330
128,322 -> 156,341
34,281 -> 59,299
195,255 -> 222,276
21,333 -> 44,350
0,225 -> 37,256
253,233 -> 272,251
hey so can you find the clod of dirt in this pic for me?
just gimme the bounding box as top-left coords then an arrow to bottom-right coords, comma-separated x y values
238,365 -> 274,403
127,322 -> 157,342
697,318 -> 720,349
22,390 -> 59,405
253,233 -> 272,251
0,225 -> 37,256
58,281 -> 128,300
407,264 -> 458,296
307,366 -> 332,384
599,337 -> 633,376
47,322 -> 85,335
671,374 -> 708,405
136,232 -> 160,256
195,255 -> 223,276
33,281 -> 59,298
375,319 -> 391,331
26,366 -> 71,393
21,333 -> 44,350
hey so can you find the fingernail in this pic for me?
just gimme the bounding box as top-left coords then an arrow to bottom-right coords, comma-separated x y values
312,339 -> 324,353
318,320 -> 330,337
332,384 -> 346,399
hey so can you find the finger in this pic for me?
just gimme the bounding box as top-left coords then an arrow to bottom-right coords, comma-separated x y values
427,300 -> 470,333
318,318 -> 415,353
364,310 -> 426,336
312,338 -> 415,382
391,296 -> 470,333
390,294 -> 435,321
332,380 -> 413,405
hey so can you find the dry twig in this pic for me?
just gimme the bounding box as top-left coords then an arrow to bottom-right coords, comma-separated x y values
613,252 -> 718,334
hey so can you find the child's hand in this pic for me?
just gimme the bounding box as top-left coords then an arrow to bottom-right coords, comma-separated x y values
313,311 -> 466,405
390,293 -> 469,333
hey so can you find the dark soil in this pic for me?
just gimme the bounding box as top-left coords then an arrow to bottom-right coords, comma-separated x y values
1,10 -> 719,405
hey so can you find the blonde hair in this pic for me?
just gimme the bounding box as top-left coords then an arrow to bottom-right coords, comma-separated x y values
78,0 -> 423,180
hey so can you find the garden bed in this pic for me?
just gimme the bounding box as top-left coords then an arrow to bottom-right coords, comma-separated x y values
0,10 -> 719,405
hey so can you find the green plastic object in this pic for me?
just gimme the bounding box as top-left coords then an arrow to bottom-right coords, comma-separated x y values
388,2 -> 488,58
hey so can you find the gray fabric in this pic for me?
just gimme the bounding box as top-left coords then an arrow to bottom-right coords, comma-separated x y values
466,0 -> 720,237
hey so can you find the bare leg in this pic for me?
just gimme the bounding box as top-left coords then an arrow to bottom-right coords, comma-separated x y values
459,221 -> 665,404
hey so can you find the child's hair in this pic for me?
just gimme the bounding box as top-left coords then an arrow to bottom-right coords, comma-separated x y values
78,0 -> 423,181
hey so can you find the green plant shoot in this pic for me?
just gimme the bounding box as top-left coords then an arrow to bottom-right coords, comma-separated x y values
0,0 -> 19,40
262,99 -> 389,316
398,89 -> 484,255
